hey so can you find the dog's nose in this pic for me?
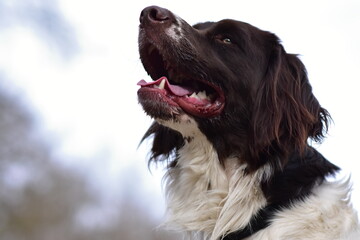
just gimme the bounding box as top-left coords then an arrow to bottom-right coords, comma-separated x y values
140,6 -> 172,26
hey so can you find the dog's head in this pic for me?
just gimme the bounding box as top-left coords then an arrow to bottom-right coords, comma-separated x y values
137,6 -> 330,171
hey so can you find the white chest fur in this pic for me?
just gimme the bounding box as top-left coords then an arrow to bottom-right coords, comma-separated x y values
160,127 -> 268,240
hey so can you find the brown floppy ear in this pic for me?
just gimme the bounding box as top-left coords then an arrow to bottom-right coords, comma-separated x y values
248,44 -> 330,170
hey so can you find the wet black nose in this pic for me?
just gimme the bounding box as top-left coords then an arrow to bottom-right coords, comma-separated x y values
140,6 -> 172,26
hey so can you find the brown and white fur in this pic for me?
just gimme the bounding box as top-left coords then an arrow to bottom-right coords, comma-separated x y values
137,6 -> 359,240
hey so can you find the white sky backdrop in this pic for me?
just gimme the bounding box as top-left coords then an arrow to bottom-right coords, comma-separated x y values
0,0 -> 359,218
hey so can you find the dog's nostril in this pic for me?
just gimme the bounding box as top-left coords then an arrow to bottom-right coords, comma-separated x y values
149,7 -> 169,21
140,6 -> 170,24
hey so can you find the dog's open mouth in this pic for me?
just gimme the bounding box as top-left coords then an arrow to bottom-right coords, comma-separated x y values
137,44 -> 225,118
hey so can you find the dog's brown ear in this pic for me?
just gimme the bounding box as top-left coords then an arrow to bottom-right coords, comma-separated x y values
248,44 -> 330,170
141,122 -> 184,167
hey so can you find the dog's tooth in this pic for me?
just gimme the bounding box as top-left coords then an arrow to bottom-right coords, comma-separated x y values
197,91 -> 208,100
190,92 -> 199,99
198,91 -> 211,100
154,78 -> 166,89
158,78 -> 166,89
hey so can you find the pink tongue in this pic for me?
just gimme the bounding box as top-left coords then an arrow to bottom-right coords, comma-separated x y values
137,77 -> 192,97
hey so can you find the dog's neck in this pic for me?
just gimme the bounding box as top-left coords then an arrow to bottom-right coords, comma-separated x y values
158,117 -> 270,240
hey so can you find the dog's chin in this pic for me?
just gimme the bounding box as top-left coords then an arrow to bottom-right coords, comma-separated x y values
138,93 -> 200,137
138,89 -> 183,120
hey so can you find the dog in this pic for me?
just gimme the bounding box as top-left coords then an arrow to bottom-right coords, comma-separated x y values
137,6 -> 359,240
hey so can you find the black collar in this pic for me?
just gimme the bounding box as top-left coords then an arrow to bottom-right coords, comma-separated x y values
222,204 -> 280,240
222,148 -> 340,240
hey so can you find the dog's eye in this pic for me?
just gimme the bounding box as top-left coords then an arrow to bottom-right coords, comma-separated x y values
222,38 -> 232,44
214,35 -> 233,45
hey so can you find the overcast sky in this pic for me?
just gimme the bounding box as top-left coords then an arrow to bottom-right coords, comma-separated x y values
0,0 -> 359,216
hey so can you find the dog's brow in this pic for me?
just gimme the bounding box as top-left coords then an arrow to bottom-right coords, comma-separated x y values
192,21 -> 215,30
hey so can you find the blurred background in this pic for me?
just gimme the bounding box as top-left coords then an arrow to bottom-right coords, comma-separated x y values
0,0 -> 359,239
